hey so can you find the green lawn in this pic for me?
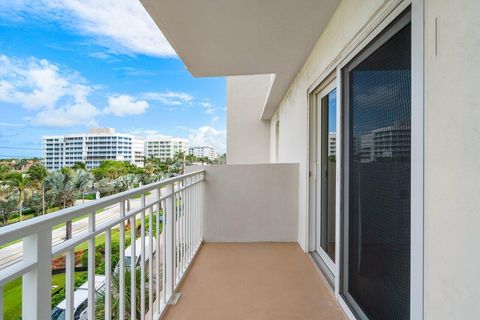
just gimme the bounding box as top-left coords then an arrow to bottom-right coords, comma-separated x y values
74,227 -> 131,251
2,212 -> 163,318
4,271 -> 88,320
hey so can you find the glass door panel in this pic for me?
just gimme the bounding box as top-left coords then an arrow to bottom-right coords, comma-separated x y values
343,12 -> 411,320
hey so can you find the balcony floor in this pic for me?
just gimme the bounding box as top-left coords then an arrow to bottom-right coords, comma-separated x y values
163,242 -> 346,320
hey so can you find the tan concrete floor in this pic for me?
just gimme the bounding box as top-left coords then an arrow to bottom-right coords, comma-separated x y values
162,242 -> 347,320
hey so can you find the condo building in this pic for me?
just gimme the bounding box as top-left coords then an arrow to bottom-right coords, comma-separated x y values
189,146 -> 217,160
145,137 -> 189,161
42,128 -> 145,170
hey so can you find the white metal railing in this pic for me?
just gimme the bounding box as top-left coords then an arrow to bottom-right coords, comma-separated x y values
0,170 -> 205,320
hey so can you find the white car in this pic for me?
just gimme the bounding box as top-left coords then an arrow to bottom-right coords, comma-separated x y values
115,235 -> 157,273
51,275 -> 105,320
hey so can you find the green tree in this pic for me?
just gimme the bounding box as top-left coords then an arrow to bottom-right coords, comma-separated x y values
27,163 -> 48,215
5,172 -> 32,221
44,170 -> 76,239
0,164 -> 10,178
0,196 -> 18,226
115,174 -> 139,211
92,160 -> 144,180
72,162 -> 87,170
71,169 -> 93,203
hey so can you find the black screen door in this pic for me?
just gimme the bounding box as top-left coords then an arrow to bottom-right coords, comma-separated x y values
342,11 -> 411,320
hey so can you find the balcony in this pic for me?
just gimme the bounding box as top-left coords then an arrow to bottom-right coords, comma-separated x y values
162,242 -> 345,320
0,164 -> 345,319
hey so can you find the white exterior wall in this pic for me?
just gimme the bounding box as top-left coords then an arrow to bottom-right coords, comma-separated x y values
227,75 -> 271,164
273,0 -> 386,251
423,0 -> 480,318
189,164 -> 298,242
269,0 -> 480,318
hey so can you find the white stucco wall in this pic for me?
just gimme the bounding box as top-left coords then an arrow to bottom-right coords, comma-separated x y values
198,164 -> 299,242
424,0 -> 480,318
272,0 -> 480,317
226,75 -> 272,165
272,0 -> 386,250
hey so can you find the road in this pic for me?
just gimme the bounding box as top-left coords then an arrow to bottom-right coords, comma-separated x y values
0,192 -> 159,269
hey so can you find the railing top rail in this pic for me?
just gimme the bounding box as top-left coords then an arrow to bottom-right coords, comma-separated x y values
0,170 -> 205,246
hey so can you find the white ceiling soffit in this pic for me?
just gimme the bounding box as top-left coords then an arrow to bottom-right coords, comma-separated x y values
141,0 -> 340,120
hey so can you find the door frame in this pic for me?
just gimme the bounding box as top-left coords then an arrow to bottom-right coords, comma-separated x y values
306,1 -> 424,319
341,10 -> 412,319
309,73 -> 336,277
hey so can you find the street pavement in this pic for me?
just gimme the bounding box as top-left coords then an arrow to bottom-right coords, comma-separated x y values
0,192 -> 159,269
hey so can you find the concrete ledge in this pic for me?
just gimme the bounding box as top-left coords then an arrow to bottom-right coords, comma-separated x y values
190,163 -> 298,242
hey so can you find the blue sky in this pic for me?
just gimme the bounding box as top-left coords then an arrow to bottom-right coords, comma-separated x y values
0,0 -> 226,158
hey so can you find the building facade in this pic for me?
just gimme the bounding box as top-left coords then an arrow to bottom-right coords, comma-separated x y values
42,128 -> 144,170
189,146 -> 217,161
140,0 -> 480,318
145,137 -> 189,161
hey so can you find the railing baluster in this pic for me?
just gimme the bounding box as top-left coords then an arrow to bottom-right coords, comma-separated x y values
155,188 -> 161,316
162,199 -> 167,304
140,194 -> 146,320
119,202 -> 126,320
198,172 -> 205,242
165,183 -> 174,302
87,211 -> 96,319
148,207 -> 154,320
194,179 -> 198,246
105,229 -> 112,320
0,286 -> 3,320
186,177 -> 191,263
179,183 -> 183,275
182,181 -> 186,272
131,214 -> 137,320
22,229 -> 52,320
174,189 -> 178,282
65,249 -> 75,320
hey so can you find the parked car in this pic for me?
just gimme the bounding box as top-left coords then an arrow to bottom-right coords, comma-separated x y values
115,235 -> 157,273
51,275 -> 105,320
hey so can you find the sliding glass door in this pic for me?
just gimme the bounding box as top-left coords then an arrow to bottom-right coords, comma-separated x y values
311,79 -> 337,277
342,11 -> 411,319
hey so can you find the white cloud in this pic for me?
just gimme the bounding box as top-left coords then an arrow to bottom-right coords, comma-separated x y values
200,101 -> 217,115
104,95 -> 149,116
188,126 -> 226,153
2,0 -> 176,57
129,129 -> 173,140
0,122 -> 25,127
211,116 -> 220,124
32,100 -> 100,127
143,91 -> 194,106
0,55 -> 71,110
0,54 -> 102,127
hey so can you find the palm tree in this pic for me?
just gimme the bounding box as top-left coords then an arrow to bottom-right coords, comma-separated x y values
71,169 -> 93,203
44,170 -> 76,239
27,164 -> 48,215
5,172 -> 32,221
115,174 -> 139,212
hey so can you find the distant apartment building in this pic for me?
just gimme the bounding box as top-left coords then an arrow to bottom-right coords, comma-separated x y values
328,133 -> 336,156
42,128 -> 145,170
354,122 -> 411,163
145,137 -> 189,161
189,146 -> 217,161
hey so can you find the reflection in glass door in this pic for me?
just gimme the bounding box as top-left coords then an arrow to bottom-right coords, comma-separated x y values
342,11 -> 411,319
